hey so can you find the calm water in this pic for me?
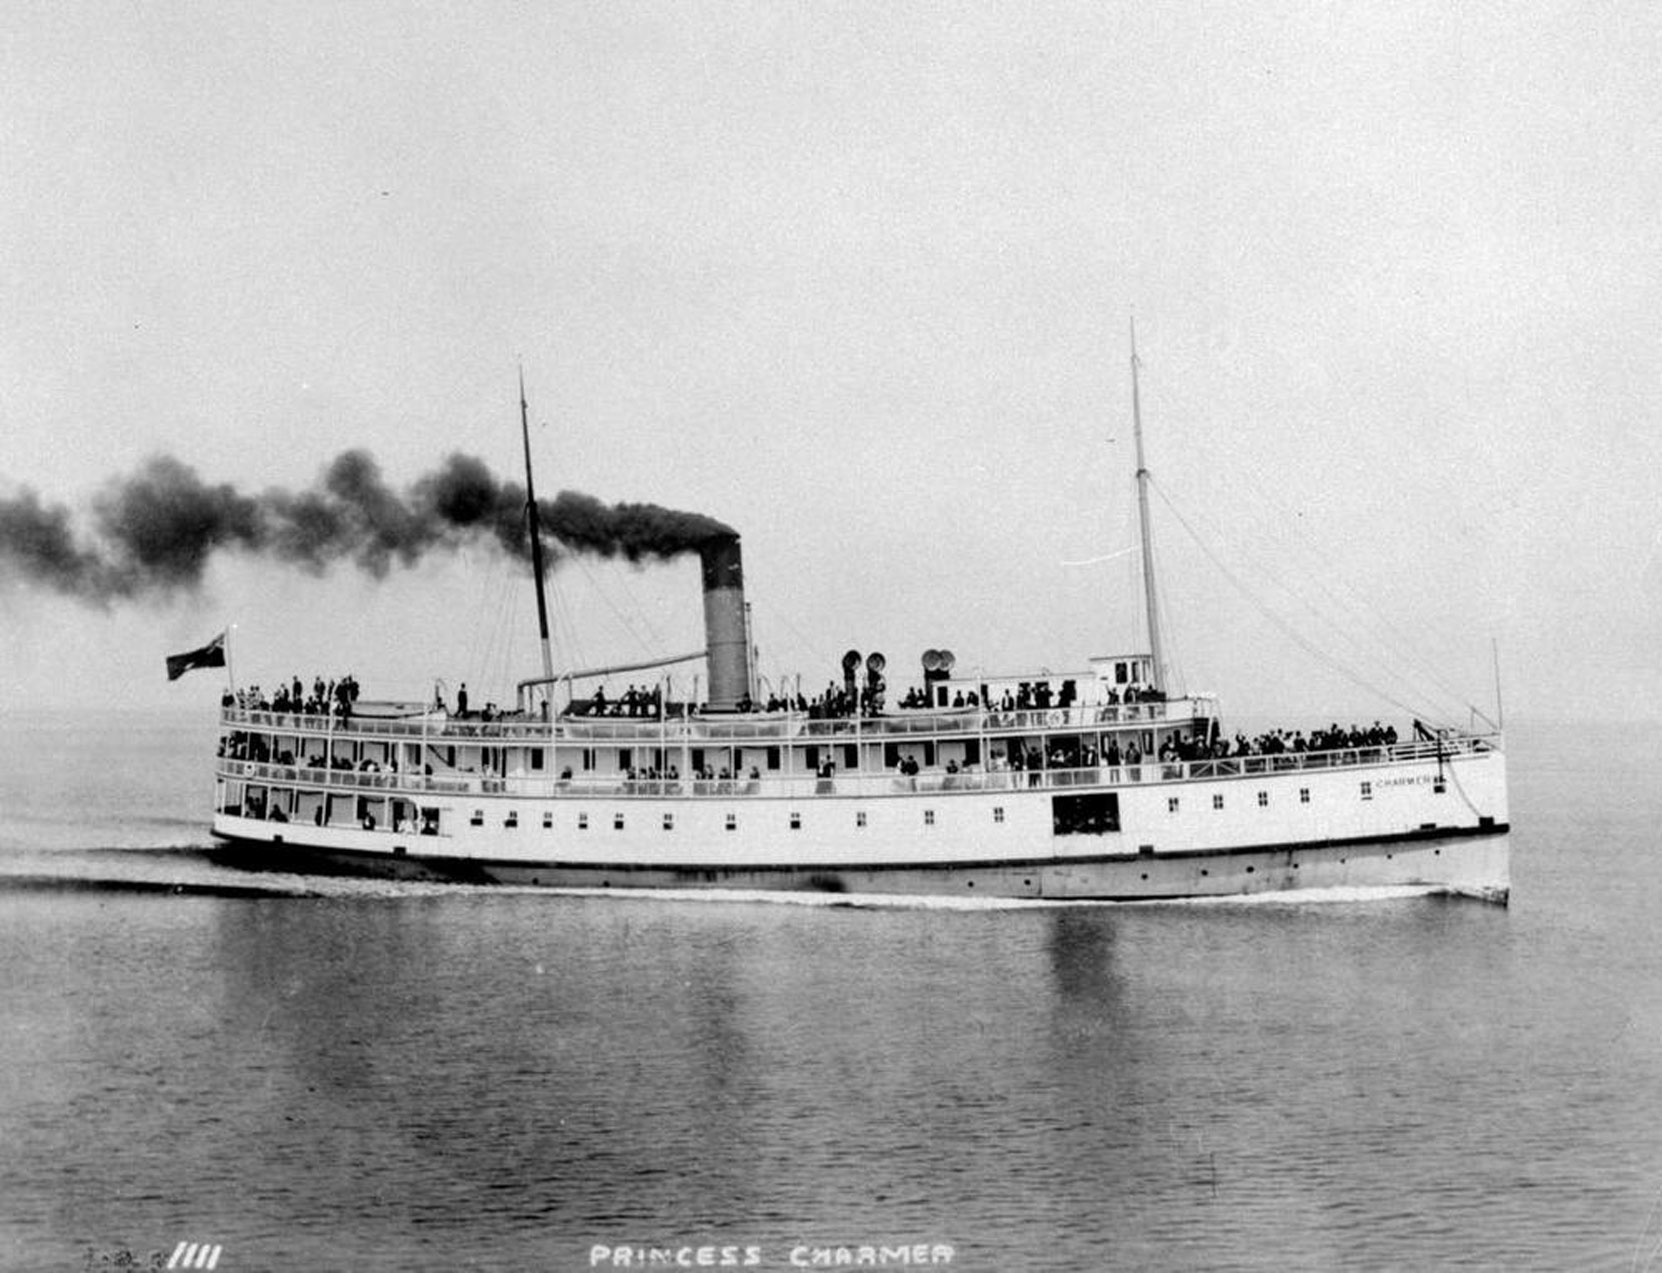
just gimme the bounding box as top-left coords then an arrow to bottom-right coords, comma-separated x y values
1,710 -> 1658,1271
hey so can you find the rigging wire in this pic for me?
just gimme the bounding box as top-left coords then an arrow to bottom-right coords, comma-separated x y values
474,558 -> 522,706
587,557 -> 674,657
763,601 -> 835,683
458,549 -> 498,691
1148,382 -> 1481,716
1183,447 -> 1479,713
1151,482 -> 1455,723
1132,353 -> 1481,722
1148,523 -> 1186,694
566,552 -> 671,666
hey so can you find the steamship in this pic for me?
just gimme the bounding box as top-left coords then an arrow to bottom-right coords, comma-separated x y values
208,363 -> 1511,903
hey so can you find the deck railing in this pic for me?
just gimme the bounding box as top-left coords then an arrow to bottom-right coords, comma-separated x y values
217,733 -> 1498,803
220,697 -> 1216,745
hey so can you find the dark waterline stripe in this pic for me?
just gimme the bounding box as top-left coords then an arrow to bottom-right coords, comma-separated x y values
0,873 -> 322,898
211,819 -> 1509,876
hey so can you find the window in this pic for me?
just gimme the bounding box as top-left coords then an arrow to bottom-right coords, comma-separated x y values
1212,794 -> 1224,811
469,809 -> 484,827
542,812 -> 553,829
1299,787 -> 1310,804
725,812 -> 737,832
1360,781 -> 1373,801
1052,792 -> 1121,835
662,813 -> 674,831
582,748 -> 595,772
790,812 -> 802,830
577,812 -> 588,830
530,749 -> 545,771
505,811 -> 519,828
924,810 -> 935,826
1257,791 -> 1268,808
613,813 -> 625,830
993,807 -> 1005,824
1167,797 -> 1180,813
856,810 -> 868,828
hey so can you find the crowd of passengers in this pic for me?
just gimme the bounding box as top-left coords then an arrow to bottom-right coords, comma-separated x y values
898,682 -> 1170,713
564,684 -> 665,718
555,677 -> 1178,721
217,729 -> 407,774
1209,721 -> 1399,760
223,674 -> 361,718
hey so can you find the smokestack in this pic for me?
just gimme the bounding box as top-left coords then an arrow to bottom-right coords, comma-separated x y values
700,535 -> 751,711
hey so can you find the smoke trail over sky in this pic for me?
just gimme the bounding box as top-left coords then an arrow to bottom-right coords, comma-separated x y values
0,451 -> 735,605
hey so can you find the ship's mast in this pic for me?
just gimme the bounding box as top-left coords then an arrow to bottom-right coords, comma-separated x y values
520,367 -> 556,689
1130,320 -> 1167,694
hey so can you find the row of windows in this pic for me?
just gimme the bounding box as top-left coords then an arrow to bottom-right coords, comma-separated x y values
466,778 -> 1449,831
470,806 -> 1011,831
1160,780 -> 1443,813
1167,788 -> 1311,813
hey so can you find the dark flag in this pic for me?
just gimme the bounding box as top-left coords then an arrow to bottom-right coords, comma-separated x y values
166,632 -> 227,682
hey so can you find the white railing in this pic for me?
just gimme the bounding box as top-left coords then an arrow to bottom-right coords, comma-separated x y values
219,696 -> 1218,747
216,733 -> 1498,802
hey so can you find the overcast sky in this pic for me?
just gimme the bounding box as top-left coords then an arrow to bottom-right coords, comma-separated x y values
2,1 -> 1657,726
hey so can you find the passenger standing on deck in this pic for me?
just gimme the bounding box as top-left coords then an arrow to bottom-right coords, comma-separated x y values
457,683 -> 469,716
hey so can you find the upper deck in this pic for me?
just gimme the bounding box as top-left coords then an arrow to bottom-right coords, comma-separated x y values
215,695 -> 1501,806
220,695 -> 1220,747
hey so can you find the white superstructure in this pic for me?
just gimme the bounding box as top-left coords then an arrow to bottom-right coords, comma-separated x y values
210,677 -> 1509,901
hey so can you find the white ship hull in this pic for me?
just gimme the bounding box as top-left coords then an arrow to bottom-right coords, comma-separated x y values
211,747 -> 1510,903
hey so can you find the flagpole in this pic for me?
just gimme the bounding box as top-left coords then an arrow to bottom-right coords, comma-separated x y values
226,624 -> 238,694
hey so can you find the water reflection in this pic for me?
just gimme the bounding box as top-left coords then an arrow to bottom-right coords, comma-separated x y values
1044,907 -> 1121,1006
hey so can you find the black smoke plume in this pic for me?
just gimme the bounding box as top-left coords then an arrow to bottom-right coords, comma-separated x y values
0,450 -> 734,605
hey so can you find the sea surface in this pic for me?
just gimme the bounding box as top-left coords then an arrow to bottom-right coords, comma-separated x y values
1,709 -> 1658,1272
